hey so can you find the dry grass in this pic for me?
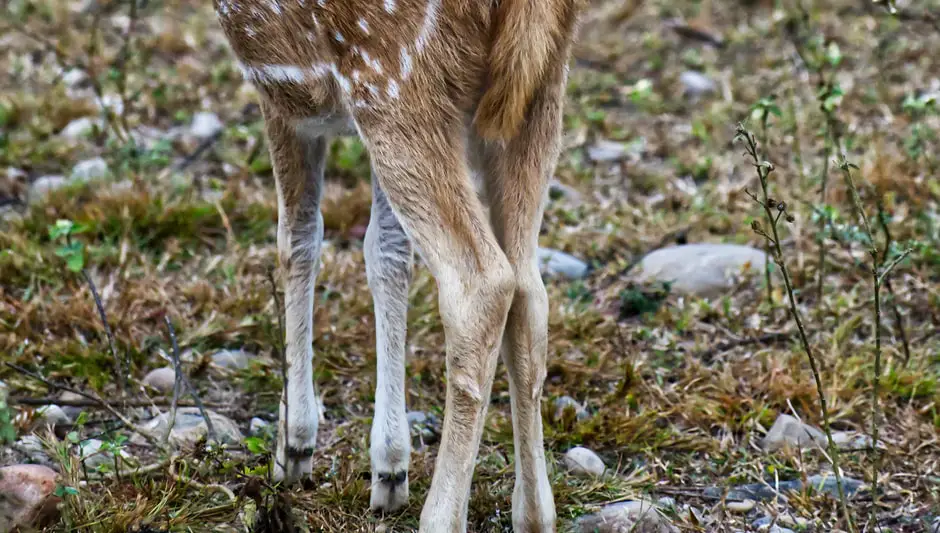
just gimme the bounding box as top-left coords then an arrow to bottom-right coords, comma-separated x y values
1,0 -> 939,531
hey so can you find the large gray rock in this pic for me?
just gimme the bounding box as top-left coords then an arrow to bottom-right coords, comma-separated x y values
633,244 -> 770,297
0,464 -> 60,531
131,408 -> 244,448
575,500 -> 677,533
537,248 -> 589,280
563,446 -> 605,477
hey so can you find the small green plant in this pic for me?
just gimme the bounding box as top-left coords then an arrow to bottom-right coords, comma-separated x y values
49,219 -> 88,273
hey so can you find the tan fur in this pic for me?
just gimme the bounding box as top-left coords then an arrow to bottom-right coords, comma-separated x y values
473,0 -> 580,140
214,0 -> 580,530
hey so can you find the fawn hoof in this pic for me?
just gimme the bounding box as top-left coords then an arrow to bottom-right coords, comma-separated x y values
273,445 -> 315,484
371,470 -> 409,512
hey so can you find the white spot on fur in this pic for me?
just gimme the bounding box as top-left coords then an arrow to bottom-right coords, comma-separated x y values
386,80 -> 400,99
352,70 -> 362,82
268,0 -> 281,14
358,18 -> 370,34
334,31 -> 345,43
415,0 -> 441,52
366,83 -> 379,98
238,62 -> 331,84
399,48 -> 413,79
330,65 -> 352,93
317,0 -> 325,5
359,50 -> 383,74
384,0 -> 395,13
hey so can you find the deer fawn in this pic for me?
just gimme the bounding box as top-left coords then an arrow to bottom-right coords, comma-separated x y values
214,0 -> 580,530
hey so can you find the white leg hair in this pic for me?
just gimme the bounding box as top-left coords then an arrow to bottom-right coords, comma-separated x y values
268,112 -> 329,483
365,172 -> 415,512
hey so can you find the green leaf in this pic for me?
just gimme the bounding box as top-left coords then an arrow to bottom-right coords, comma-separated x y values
244,436 -> 267,454
49,219 -> 75,240
66,253 -> 85,273
66,431 -> 80,443
54,485 -> 80,497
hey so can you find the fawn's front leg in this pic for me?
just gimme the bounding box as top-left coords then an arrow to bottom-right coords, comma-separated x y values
265,104 -> 329,484
365,173 -> 415,512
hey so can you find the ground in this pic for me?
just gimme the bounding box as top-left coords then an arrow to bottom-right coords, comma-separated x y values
1,0 -> 939,532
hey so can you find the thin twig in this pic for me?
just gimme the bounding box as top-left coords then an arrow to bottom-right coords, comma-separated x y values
876,207 -> 911,366
80,269 -> 127,395
9,397 -> 222,408
736,124 -> 855,532
163,317 -> 217,443
3,362 -> 168,453
163,316 -> 183,446
266,267 -> 288,481
169,457 -> 236,501
837,158 -> 904,530
694,331 -> 799,362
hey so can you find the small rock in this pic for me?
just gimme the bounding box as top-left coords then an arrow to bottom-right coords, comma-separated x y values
70,157 -> 109,181
407,410 -> 440,447
537,248 -> 589,280
0,464 -> 60,530
576,500 -> 677,533
761,414 -> 826,452
142,367 -> 177,394
726,499 -> 755,513
210,349 -> 252,371
60,117 -> 102,139
12,435 -> 51,465
553,396 -> 589,421
61,68 -> 87,87
656,497 -> 676,509
587,139 -> 628,162
57,391 -> 88,421
190,112 -> 223,139
131,407 -> 244,448
29,176 -> 69,201
831,431 -> 875,450
679,71 -> 717,97
931,517 -> 940,533
95,94 -> 124,115
75,438 -> 130,469
768,527 -> 794,533
633,244 -> 770,298
249,417 -> 269,435
36,405 -> 71,427
563,446 -> 605,477
705,473 -> 866,502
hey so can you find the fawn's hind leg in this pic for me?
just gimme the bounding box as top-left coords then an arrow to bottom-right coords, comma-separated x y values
476,61 -> 568,533
264,101 -> 329,484
356,110 -> 515,532
366,171 -> 415,512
